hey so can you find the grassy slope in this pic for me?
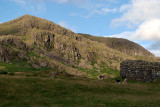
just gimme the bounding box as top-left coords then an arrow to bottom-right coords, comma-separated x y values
0,62 -> 159,107
0,61 -> 159,107
78,33 -> 155,59
0,75 -> 160,107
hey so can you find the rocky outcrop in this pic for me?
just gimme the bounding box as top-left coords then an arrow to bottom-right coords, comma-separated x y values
120,60 -> 160,82
32,31 -> 55,49
0,45 -> 15,62
31,30 -> 82,64
0,36 -> 29,51
0,36 -> 30,62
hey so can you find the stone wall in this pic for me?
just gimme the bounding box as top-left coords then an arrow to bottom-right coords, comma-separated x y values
120,60 -> 160,82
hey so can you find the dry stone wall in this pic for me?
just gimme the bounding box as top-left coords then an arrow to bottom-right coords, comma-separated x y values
120,60 -> 160,82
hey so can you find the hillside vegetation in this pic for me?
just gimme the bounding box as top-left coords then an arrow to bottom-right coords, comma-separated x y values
78,33 -> 154,58
0,15 -> 157,78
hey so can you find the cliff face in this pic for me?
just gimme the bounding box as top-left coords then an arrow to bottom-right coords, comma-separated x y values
0,15 -> 156,78
0,35 -> 30,62
78,33 -> 154,57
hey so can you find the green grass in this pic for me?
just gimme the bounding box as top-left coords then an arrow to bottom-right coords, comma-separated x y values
79,67 -> 119,79
26,51 -> 41,59
0,76 -> 160,107
0,62 -> 60,78
0,62 -> 51,73
78,63 -> 120,79
0,62 -> 160,107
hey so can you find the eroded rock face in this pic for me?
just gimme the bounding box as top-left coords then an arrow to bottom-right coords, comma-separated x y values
32,31 -> 55,49
120,60 -> 160,82
0,45 -> 16,62
0,36 -> 30,62
0,36 -> 29,51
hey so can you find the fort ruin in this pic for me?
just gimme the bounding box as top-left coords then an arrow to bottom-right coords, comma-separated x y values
120,60 -> 160,82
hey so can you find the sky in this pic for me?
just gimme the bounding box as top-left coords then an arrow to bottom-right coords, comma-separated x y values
0,0 -> 160,56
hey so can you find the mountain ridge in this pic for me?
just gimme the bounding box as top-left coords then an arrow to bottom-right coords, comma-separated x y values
78,33 -> 154,57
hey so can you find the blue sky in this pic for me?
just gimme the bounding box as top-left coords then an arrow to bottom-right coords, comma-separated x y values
1,0 -> 160,56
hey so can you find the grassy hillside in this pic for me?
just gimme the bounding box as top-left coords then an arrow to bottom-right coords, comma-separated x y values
0,74 -> 160,107
78,33 -> 154,58
0,15 -> 157,78
0,60 -> 160,106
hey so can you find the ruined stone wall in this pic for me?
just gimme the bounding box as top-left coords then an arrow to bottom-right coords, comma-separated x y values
120,60 -> 160,82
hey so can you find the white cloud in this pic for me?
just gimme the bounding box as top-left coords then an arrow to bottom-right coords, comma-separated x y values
11,0 -> 26,6
12,0 -> 119,17
105,31 -> 134,40
32,0 -> 120,10
58,21 -> 68,27
149,41 -> 160,50
33,0 -> 94,9
33,0 -> 119,4
105,31 -> 160,56
58,21 -> 76,32
122,19 -> 160,56
149,50 -> 160,57
131,19 -> 160,41
84,8 -> 117,18
106,19 -> 160,56
102,8 -> 117,13
109,0 -> 160,56
112,0 -> 160,27
11,0 -> 46,13
51,0 -> 88,4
